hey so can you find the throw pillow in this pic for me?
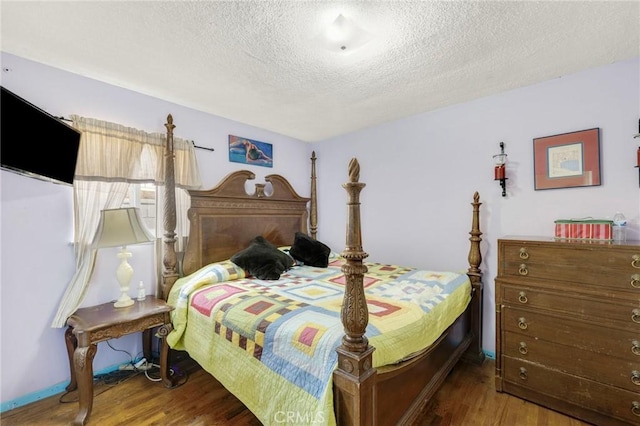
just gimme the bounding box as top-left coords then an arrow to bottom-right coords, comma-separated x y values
289,232 -> 331,267
230,236 -> 294,280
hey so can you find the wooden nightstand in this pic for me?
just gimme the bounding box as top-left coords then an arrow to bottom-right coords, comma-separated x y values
64,296 -> 174,426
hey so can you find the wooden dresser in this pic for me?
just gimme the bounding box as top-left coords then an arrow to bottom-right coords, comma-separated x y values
495,236 -> 640,425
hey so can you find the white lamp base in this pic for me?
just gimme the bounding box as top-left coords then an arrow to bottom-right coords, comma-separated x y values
114,293 -> 135,308
114,246 -> 135,308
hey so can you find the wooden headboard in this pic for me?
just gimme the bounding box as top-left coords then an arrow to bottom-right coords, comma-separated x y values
159,114 -> 318,298
181,170 -> 310,276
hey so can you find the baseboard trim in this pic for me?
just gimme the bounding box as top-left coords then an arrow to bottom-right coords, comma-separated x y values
483,350 -> 496,359
0,363 -> 120,413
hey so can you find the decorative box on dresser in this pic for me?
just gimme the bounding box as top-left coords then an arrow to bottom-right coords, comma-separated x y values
495,236 -> 640,426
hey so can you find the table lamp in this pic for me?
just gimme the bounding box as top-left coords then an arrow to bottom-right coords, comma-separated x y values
92,207 -> 154,308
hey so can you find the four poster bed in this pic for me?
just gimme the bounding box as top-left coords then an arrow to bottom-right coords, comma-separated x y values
158,115 -> 484,425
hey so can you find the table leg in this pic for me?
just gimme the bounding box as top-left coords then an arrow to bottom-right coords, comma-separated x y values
142,329 -> 152,361
157,323 -> 174,388
73,344 -> 97,426
65,327 -> 78,392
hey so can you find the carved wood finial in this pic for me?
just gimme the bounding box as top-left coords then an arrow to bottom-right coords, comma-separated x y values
348,158 -> 360,182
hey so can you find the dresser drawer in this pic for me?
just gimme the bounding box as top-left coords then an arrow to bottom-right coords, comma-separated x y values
501,283 -> 640,324
502,306 -> 639,357
503,330 -> 640,391
502,356 -> 640,425
498,240 -> 640,292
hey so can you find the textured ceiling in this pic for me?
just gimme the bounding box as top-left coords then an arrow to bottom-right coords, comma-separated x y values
1,1 -> 638,142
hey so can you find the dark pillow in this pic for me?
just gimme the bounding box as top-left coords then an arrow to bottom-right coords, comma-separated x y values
289,232 -> 331,268
230,236 -> 294,280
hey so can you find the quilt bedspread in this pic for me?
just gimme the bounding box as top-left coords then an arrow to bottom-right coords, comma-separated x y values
166,256 -> 471,425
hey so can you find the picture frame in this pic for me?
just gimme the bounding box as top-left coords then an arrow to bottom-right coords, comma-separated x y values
533,128 -> 601,190
228,135 -> 273,168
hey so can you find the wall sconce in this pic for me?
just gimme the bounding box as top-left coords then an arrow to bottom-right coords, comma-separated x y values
92,207 -> 154,308
634,119 -> 640,187
493,142 -> 508,197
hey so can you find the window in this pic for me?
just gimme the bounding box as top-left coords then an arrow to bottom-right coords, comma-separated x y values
121,183 -> 157,235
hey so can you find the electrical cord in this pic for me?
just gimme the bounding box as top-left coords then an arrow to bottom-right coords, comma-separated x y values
106,340 -> 134,363
143,362 -> 162,382
136,357 -> 190,386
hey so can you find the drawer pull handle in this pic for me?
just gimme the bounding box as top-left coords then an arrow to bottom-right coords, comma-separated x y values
633,255 -> 640,269
518,317 -> 528,330
632,274 -> 640,289
519,367 -> 528,380
518,342 -> 528,355
633,340 -> 640,356
633,309 -> 640,324
518,264 -> 529,276
633,401 -> 640,417
633,371 -> 640,386
519,248 -> 529,260
518,292 -> 528,304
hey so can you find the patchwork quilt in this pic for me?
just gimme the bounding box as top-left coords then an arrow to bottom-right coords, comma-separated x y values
167,255 -> 471,426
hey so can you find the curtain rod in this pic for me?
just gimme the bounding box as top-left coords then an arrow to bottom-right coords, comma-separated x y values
57,116 -> 214,152
191,142 -> 215,152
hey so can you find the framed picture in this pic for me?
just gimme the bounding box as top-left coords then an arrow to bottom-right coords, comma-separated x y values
228,135 -> 273,168
533,128 -> 601,190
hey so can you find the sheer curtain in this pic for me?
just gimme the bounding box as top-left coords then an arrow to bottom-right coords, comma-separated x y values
51,116 -> 201,327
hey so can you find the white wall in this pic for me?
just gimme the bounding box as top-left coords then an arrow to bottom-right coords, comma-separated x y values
2,51 -> 638,409
0,52 -> 312,407
313,57 -> 640,355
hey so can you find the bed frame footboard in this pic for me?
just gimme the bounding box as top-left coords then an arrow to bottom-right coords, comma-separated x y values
333,159 -> 484,425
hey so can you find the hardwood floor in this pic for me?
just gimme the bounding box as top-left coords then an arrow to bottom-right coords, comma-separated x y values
2,356 -> 591,425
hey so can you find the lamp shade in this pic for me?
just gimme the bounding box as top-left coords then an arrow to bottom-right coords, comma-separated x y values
92,207 -> 154,249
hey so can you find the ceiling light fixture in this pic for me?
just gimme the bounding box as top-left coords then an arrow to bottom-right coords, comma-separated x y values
317,14 -> 372,54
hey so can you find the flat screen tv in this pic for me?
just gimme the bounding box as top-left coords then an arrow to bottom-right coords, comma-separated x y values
1,86 -> 81,186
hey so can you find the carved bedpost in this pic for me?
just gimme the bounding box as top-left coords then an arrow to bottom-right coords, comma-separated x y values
161,114 -> 179,300
310,151 -> 318,239
464,191 -> 485,364
333,158 -> 376,426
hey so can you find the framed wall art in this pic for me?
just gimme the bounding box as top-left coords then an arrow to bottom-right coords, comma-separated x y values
533,128 -> 601,190
229,135 -> 273,168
